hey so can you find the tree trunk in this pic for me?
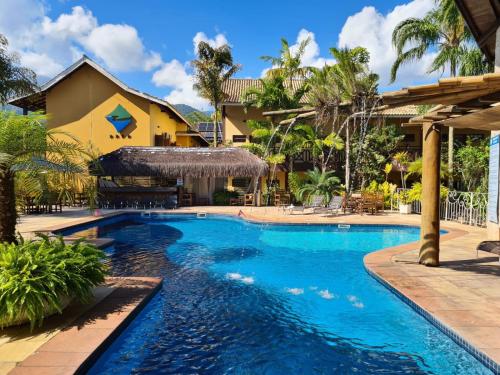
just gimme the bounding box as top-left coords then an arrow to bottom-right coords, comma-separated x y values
447,126 -> 454,188
213,104 -> 218,148
419,122 -> 441,267
0,168 -> 17,243
448,66 -> 456,188
345,119 -> 350,194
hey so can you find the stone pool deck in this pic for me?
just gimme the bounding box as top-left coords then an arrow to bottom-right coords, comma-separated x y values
1,277 -> 162,375
14,207 -> 500,373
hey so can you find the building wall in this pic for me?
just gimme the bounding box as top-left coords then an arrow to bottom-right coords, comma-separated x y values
46,64 -> 152,155
222,105 -> 266,144
46,63 -> 199,154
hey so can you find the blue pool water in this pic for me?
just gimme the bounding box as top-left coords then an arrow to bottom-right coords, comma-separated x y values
70,214 -> 491,374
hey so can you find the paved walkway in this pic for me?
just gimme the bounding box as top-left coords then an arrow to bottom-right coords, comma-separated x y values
14,207 -> 500,373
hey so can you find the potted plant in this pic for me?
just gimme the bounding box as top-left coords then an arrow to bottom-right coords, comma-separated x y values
398,189 -> 413,214
0,235 -> 107,330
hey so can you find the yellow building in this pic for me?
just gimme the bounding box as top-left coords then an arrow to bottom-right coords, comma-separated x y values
10,55 -> 207,154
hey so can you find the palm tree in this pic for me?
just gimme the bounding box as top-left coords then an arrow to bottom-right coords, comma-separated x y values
294,124 -> 344,171
192,42 -> 240,147
308,47 -> 378,193
297,168 -> 342,205
0,34 -> 37,105
261,37 -> 311,84
0,112 -> 89,243
390,0 -> 492,186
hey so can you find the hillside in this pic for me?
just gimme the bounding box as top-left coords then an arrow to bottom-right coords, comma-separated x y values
174,104 -> 211,126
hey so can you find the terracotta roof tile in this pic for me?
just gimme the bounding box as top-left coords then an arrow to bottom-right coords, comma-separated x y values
222,78 -> 307,104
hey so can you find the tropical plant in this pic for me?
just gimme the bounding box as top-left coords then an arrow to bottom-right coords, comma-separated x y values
390,0 -> 493,185
287,171 -> 306,203
384,163 -> 393,182
454,138 -> 489,192
297,168 -> 342,205
393,151 -> 411,189
310,47 -> 378,194
261,37 -> 311,83
192,41 -> 240,147
242,75 -> 308,111
0,235 -> 107,329
294,123 -> 344,171
0,34 -> 37,104
212,189 -> 239,205
364,180 -> 398,208
407,182 -> 449,202
0,112 -> 91,243
351,123 -> 404,187
405,157 -> 449,181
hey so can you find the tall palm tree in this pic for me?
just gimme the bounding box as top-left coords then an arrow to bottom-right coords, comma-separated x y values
192,42 -> 240,147
0,112 -> 89,243
261,37 -> 311,84
390,0 -> 491,185
308,47 -> 378,193
0,34 -> 37,105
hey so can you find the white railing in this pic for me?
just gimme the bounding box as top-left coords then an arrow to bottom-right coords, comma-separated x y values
393,189 -> 488,227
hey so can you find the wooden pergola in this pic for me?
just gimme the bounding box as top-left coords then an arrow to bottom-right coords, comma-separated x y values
382,73 -> 500,266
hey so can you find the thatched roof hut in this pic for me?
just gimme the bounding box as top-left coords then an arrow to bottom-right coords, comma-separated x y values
93,147 -> 268,178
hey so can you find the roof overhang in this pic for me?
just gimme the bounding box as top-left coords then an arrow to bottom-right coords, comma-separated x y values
92,146 -> 269,178
9,56 -> 195,130
455,0 -> 500,62
382,73 -> 500,130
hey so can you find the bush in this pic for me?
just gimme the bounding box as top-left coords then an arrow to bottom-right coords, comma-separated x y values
0,235 -> 107,329
407,182 -> 449,202
212,190 -> 239,205
288,172 -> 305,203
364,180 -> 397,208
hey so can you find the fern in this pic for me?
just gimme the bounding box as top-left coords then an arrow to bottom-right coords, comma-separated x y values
0,235 -> 107,330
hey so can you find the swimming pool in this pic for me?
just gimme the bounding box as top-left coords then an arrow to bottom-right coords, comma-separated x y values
64,214 -> 491,374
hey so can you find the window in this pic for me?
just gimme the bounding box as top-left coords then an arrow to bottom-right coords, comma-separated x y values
232,135 -> 247,143
232,177 -> 251,189
403,133 -> 416,143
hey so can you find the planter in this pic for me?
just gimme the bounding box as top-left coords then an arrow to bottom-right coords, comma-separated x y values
0,294 -> 73,328
399,204 -> 412,214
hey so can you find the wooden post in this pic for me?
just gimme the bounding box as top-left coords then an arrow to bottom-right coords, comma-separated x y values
419,121 -> 441,267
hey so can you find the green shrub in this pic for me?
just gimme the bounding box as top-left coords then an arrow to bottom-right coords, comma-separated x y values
364,180 -> 397,208
212,190 -> 239,205
0,235 -> 107,329
288,172 -> 305,203
407,182 -> 449,202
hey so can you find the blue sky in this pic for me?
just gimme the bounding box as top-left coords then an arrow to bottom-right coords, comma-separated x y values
0,0 -> 439,110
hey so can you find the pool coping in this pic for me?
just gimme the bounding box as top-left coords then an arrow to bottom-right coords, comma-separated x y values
8,277 -> 162,375
35,210 -> 498,374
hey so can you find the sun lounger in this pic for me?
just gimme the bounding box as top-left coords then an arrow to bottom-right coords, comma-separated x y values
285,195 -> 324,215
314,195 -> 343,215
476,241 -> 500,263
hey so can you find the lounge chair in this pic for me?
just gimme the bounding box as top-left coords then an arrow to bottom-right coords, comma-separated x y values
314,195 -> 343,215
284,195 -> 324,215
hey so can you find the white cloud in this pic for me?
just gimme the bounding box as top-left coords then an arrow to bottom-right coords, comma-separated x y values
0,1 -> 162,78
261,29 -> 334,77
83,24 -> 161,72
338,0 -> 437,87
20,52 -> 63,77
292,29 -> 335,68
150,31 -> 233,111
152,59 -> 210,110
193,32 -> 228,54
